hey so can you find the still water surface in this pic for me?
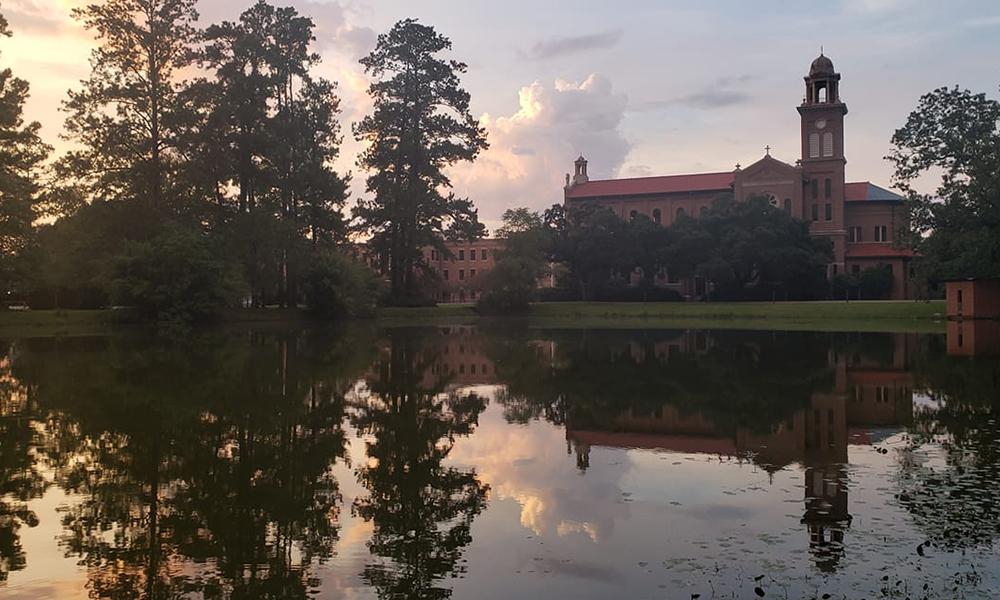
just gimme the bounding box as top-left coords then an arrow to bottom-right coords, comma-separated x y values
1,324 -> 999,599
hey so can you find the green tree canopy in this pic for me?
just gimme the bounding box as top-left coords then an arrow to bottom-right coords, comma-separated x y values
888,85 -> 1000,280
354,19 -> 488,305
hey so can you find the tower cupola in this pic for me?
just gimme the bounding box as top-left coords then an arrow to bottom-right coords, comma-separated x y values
572,155 -> 589,186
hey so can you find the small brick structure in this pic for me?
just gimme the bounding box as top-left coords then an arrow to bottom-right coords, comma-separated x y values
945,278 -> 1000,320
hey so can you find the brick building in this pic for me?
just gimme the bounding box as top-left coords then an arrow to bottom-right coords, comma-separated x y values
564,53 -> 916,299
423,239 -> 505,303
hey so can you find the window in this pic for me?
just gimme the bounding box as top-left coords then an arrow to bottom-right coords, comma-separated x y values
470,249 -> 477,261
822,133 -> 834,157
629,210 -> 638,221
852,264 -> 861,275
676,207 -> 686,219
824,178 -> 832,198
811,204 -> 819,221
652,208 -> 661,224
470,269 -> 476,277
784,198 -> 792,213
874,225 -> 888,242
832,264 -> 838,276
458,249 -> 465,260
825,203 -> 832,221
431,250 -> 438,260
811,179 -> 818,199
700,206 -> 708,217
849,226 -> 862,242
481,250 -> 488,261
809,133 -> 820,158
443,269 -> 449,281
459,269 -> 465,280
817,86 -> 828,103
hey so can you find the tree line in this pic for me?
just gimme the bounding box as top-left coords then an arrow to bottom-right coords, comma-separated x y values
0,1 -> 486,321
479,195 -> 837,313
2,1 -> 998,320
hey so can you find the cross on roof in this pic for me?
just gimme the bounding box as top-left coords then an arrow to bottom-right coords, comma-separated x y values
765,145 -> 771,156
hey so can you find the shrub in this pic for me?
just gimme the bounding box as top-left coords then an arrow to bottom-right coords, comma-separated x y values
302,251 -> 381,319
112,226 -> 244,323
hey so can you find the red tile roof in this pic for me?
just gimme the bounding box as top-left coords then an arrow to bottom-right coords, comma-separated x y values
845,182 -> 904,202
566,172 -> 904,203
565,171 -> 734,199
845,244 -> 916,259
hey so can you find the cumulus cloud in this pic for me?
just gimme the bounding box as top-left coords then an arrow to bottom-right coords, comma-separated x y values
523,30 -> 623,60
448,73 -> 630,226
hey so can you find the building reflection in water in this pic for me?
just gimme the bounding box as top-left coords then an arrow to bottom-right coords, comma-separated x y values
548,330 -> 920,573
947,319 -> 1000,357
397,325 -> 921,573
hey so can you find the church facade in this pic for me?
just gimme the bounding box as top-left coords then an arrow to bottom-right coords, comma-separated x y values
563,53 -> 916,300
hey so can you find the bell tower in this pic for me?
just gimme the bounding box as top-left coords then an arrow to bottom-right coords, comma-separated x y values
798,52 -> 848,275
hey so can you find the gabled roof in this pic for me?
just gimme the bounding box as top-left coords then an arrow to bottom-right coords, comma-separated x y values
845,182 -> 904,203
845,244 -> 916,259
565,170 -> 904,204
566,171 -> 734,200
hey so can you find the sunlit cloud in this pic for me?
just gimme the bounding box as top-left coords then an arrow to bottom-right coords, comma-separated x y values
448,73 -> 629,227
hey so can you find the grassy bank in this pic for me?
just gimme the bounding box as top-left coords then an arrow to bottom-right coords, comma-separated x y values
378,300 -> 948,333
0,308 -> 311,337
2,300 -> 948,336
522,300 -> 947,333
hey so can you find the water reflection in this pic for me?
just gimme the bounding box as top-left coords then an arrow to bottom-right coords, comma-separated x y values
351,329 -> 489,599
0,324 -> 998,598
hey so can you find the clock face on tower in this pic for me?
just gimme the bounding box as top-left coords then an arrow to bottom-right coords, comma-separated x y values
815,119 -> 827,130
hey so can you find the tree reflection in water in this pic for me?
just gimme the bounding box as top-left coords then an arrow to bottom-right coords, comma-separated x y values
351,328 -> 489,600
896,337 -> 1000,550
5,327 -> 375,599
0,342 -> 46,582
1,325 -> 1000,598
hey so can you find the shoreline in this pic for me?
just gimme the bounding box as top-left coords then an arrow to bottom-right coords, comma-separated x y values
0,300 -> 949,336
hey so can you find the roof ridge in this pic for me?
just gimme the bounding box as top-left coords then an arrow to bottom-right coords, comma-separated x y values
580,171 -> 734,185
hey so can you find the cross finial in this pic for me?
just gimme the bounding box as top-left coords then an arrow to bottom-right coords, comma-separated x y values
820,45 -> 824,55
765,145 -> 771,156
735,162 -> 741,170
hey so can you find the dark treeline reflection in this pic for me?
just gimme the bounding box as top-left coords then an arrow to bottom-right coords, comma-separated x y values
2,327 -> 378,598
352,329 -> 489,599
1,325 -> 999,596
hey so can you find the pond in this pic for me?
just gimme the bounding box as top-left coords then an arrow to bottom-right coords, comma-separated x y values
1,323 -> 999,599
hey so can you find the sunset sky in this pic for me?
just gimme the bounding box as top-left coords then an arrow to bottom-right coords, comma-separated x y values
1,0 -> 998,229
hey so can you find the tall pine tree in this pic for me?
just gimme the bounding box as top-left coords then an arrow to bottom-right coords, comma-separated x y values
60,0 -> 199,213
0,10 -> 51,301
354,19 -> 487,304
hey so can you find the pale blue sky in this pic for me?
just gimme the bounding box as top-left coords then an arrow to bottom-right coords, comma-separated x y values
2,0 -> 998,224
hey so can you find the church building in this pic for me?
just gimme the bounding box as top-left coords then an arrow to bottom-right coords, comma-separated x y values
563,53 -> 916,300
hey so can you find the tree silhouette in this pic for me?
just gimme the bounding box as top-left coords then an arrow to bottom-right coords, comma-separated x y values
351,329 -> 489,599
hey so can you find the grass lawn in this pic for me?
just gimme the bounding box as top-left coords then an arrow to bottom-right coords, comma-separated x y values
522,300 -> 947,333
2,300 -> 948,336
378,300 -> 948,333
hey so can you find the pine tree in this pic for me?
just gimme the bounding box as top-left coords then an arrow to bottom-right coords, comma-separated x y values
60,0 -> 199,212
354,19 -> 488,304
0,10 -> 51,300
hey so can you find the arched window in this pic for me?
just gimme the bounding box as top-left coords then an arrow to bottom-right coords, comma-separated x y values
784,198 -> 792,213
629,210 -> 638,221
652,208 -> 661,224
676,207 -> 686,219
817,85 -> 828,103
809,133 -> 820,158
822,133 -> 834,157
